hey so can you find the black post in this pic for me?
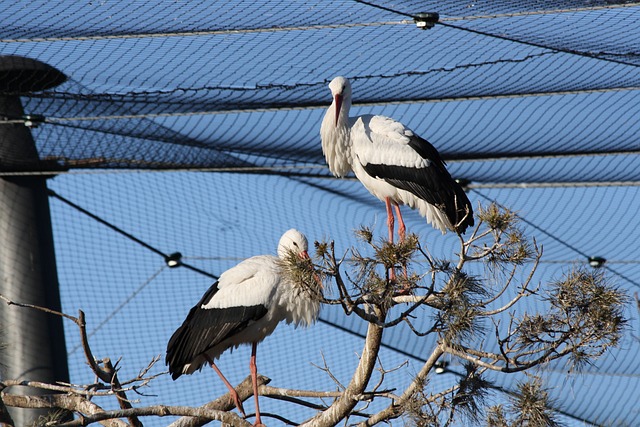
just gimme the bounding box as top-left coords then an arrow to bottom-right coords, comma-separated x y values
0,56 -> 69,425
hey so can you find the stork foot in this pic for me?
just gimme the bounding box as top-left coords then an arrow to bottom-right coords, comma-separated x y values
390,267 -> 414,296
394,286 -> 412,297
230,390 -> 247,418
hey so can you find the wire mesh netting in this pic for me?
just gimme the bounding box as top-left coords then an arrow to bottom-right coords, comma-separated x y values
1,0 -> 639,425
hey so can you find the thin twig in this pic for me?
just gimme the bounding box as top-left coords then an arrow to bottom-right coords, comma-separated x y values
0,294 -> 78,322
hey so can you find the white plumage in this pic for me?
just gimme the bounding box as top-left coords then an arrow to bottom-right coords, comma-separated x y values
320,76 -> 474,240
166,229 -> 320,425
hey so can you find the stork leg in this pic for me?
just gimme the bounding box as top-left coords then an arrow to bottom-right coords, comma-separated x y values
385,197 -> 395,244
393,203 -> 411,294
205,354 -> 246,417
250,342 -> 264,426
394,204 -> 406,242
384,198 -> 397,282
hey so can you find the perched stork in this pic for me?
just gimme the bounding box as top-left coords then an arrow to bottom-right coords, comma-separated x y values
320,76 -> 474,242
166,229 -> 321,426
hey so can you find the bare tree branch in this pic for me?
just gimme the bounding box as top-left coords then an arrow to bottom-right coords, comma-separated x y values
56,405 -> 250,427
261,385 -> 397,402
359,344 -> 446,426
300,307 -> 385,426
0,294 -> 77,322
0,385 -> 15,426
0,296 -> 149,426
168,375 -> 269,427
0,392 -> 127,427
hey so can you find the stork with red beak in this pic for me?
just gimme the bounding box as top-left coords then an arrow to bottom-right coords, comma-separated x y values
320,76 -> 474,242
166,229 -> 321,426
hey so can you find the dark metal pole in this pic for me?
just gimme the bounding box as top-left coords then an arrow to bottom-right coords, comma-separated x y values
0,56 -> 69,426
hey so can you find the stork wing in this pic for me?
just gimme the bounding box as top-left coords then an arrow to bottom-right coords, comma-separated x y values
166,281 -> 268,379
166,256 -> 281,378
355,116 -> 474,232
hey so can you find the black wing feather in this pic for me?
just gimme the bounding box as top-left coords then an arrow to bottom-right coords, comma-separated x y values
166,281 -> 268,379
362,135 -> 474,233
407,134 -> 448,169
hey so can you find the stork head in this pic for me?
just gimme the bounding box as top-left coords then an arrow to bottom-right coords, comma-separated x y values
278,229 -> 324,300
328,76 -> 351,126
277,228 -> 309,259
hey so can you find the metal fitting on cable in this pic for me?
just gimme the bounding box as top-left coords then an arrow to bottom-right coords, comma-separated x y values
414,12 -> 439,30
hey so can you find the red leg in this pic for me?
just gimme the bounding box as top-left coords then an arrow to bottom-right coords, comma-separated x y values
205,354 -> 246,417
394,204 -> 406,242
385,197 -> 394,244
392,204 -> 412,292
384,198 -> 397,282
250,342 -> 263,426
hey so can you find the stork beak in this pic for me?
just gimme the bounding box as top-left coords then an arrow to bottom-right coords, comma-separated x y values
334,94 -> 342,126
299,250 -> 310,260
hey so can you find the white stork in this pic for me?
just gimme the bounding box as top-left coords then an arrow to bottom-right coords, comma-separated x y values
320,76 -> 474,242
166,229 -> 321,426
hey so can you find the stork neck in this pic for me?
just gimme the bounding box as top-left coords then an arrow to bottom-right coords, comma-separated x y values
320,102 -> 353,178
337,97 -> 351,128
335,118 -> 350,141
334,98 -> 351,140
